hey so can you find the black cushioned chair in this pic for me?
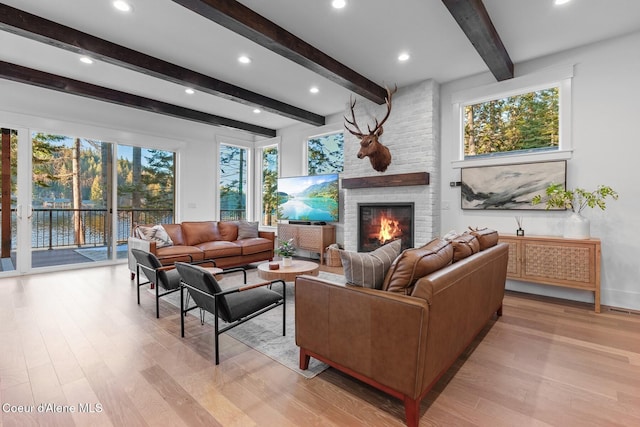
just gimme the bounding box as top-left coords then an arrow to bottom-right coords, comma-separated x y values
131,249 -> 232,318
175,262 -> 286,364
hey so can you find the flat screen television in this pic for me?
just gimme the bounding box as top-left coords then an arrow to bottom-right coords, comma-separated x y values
277,173 -> 339,223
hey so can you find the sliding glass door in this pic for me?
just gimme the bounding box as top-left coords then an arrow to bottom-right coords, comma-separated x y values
0,125 -> 176,274
29,133 -> 115,268
0,128 -> 20,273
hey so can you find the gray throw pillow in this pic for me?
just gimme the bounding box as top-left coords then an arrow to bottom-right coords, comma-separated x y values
237,221 -> 259,239
339,239 -> 402,289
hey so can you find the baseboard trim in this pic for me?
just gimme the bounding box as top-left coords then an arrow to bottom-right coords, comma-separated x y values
505,290 -> 640,316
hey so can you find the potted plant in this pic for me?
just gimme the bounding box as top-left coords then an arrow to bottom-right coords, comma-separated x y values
275,238 -> 296,266
532,183 -> 618,239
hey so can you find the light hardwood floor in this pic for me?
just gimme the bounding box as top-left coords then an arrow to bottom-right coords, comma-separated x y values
1,263 -> 639,426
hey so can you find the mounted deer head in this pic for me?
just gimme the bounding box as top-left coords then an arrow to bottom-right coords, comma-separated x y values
344,85 -> 397,172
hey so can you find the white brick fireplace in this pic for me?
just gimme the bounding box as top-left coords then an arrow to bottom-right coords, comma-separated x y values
341,79 -> 441,251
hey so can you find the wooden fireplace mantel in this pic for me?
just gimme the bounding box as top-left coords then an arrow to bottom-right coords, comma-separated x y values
341,172 -> 429,189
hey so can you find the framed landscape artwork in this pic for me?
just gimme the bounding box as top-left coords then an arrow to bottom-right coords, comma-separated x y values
461,160 -> 566,210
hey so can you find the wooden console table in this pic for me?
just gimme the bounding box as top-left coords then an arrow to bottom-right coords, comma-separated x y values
277,223 -> 336,265
499,235 -> 601,313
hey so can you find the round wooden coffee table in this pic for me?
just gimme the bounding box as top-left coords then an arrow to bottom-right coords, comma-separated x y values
257,260 -> 319,282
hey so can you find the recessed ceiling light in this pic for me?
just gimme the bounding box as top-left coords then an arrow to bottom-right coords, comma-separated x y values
185,88 -> 195,95
113,1 -> 132,12
398,52 -> 411,62
332,0 -> 346,9
253,108 -> 261,114
554,0 -> 571,5
238,55 -> 252,64
309,86 -> 319,94
80,56 -> 94,64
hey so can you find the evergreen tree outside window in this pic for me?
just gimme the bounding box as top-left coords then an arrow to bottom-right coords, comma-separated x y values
28,135 -> 174,253
261,145 -> 278,227
117,144 -> 175,226
307,131 -> 344,175
219,144 -> 248,220
464,87 -> 559,158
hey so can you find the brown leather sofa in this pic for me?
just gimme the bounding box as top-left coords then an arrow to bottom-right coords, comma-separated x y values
295,240 -> 509,427
127,221 -> 275,278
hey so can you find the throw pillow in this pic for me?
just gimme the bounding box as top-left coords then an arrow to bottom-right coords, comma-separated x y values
469,227 -> 499,250
236,221 -> 259,239
135,224 -> 174,248
383,238 -> 453,294
448,232 -> 480,262
339,239 -> 402,289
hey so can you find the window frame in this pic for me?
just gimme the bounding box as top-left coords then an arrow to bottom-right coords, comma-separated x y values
217,140 -> 252,221
254,137 -> 280,228
451,65 -> 574,168
305,130 -> 344,175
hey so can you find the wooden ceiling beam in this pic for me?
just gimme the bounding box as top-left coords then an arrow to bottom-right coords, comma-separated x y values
0,3 -> 323,127
171,0 -> 388,104
441,0 -> 513,81
0,61 -> 276,137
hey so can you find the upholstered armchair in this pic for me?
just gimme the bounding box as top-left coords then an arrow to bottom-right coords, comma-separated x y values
131,249 -> 225,318
175,262 -> 286,364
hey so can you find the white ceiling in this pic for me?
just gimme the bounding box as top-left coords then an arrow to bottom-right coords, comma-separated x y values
2,0 -> 640,132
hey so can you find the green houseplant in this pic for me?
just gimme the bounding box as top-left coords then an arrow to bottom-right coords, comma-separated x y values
532,183 -> 618,213
532,183 -> 618,239
275,238 -> 296,266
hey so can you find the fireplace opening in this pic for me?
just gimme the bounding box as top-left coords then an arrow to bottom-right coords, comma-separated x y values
358,203 -> 414,252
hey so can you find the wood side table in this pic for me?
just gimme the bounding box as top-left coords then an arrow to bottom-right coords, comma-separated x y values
499,234 -> 601,312
257,260 -> 319,282
277,224 -> 336,265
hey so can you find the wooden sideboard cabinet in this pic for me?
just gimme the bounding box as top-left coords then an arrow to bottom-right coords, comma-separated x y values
499,235 -> 601,313
277,223 -> 336,265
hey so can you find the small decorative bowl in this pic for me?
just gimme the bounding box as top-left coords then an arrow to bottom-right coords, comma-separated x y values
268,262 -> 280,270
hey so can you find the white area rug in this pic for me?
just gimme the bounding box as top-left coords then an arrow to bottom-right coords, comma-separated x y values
161,268 -> 345,378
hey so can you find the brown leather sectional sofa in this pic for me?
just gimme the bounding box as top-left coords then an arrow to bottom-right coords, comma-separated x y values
127,221 -> 275,278
295,238 -> 509,427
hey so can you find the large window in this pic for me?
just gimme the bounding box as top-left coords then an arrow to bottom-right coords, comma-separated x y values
116,144 -> 175,234
219,144 -> 248,220
307,131 -> 344,175
260,145 -> 278,227
464,87 -> 559,158
453,65 -> 573,167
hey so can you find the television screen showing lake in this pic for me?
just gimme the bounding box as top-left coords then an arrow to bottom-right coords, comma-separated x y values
277,173 -> 340,221
279,197 -> 338,221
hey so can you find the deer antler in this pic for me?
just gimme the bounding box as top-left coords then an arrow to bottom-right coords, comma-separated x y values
368,85 -> 397,135
342,85 -> 397,173
344,96 -> 364,137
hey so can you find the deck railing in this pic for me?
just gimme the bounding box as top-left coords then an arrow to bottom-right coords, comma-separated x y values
219,209 -> 246,221
3,208 -> 174,250
3,208 -> 251,250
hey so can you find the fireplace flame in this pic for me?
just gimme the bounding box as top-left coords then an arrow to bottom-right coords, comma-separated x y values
378,216 -> 402,244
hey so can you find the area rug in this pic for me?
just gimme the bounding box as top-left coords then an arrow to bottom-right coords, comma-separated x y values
160,268 -> 346,378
